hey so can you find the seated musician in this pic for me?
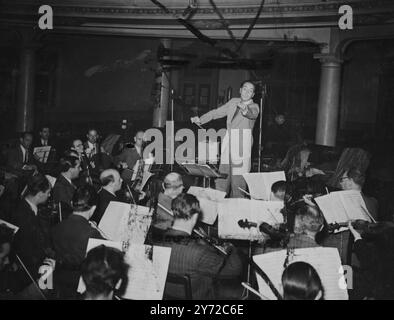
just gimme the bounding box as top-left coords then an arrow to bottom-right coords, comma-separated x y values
4,132 -> 39,199
339,167 -> 378,221
260,204 -> 324,255
116,130 -> 144,181
155,193 -> 243,300
81,245 -> 128,300
90,169 -> 123,225
0,223 -> 17,298
51,185 -> 104,299
281,261 -> 324,300
150,172 -> 184,238
69,139 -> 92,186
33,126 -> 58,174
13,174 -> 52,279
52,156 -> 81,219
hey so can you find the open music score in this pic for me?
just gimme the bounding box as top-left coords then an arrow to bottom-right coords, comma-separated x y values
98,201 -> 152,244
77,239 -> 171,300
33,146 -> 52,163
242,171 -> 286,201
253,247 -> 348,300
314,190 -> 374,229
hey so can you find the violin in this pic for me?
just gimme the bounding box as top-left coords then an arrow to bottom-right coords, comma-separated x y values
327,220 -> 394,238
238,219 -> 289,246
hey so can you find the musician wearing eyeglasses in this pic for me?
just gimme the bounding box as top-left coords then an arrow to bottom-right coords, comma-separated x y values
150,172 -> 184,238
191,81 -> 259,198
154,193 -> 243,300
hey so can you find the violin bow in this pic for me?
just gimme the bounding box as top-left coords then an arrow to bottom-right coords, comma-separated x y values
250,259 -> 283,300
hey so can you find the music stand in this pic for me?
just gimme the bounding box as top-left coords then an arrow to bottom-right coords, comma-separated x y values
178,162 -> 225,188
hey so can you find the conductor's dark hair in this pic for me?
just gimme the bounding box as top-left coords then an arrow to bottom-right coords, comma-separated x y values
171,193 -> 201,220
345,167 -> 365,187
282,262 -> 324,300
72,185 -> 97,212
81,245 -> 129,298
0,224 -> 14,247
59,156 -> 79,173
271,180 -> 287,194
25,174 -> 50,197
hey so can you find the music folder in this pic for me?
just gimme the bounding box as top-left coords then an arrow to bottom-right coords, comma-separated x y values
179,162 -> 222,178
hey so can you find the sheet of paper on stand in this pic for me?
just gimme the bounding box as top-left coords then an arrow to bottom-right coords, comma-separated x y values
188,187 -> 226,225
314,190 -> 373,227
33,146 -> 52,163
122,244 -> 171,300
253,247 -> 348,300
180,162 -> 221,178
45,175 -> 57,188
243,171 -> 286,200
77,239 -> 171,300
218,199 -> 284,240
0,219 -> 19,234
98,201 -> 152,244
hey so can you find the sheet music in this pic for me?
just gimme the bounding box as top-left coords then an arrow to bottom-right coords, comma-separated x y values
140,171 -> 153,190
98,201 -> 152,244
33,146 -> 51,163
314,194 -> 348,225
253,247 -> 348,300
0,219 -> 19,234
45,175 -> 57,188
315,191 -> 372,225
123,244 -> 171,300
187,187 -> 226,225
218,199 -> 284,240
77,240 -> 171,300
243,171 -> 286,200
335,190 -> 372,222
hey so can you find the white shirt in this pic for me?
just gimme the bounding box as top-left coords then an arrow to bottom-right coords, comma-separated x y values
20,145 -> 27,163
41,139 -> 49,146
62,173 -> 73,186
25,198 -> 38,216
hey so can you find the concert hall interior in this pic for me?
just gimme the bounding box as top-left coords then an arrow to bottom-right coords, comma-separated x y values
1,0 -> 394,301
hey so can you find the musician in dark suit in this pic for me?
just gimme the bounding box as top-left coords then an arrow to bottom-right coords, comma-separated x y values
13,174 -> 52,278
90,169 -> 123,225
154,193 -> 243,300
52,156 -> 81,219
51,185 -> 104,298
116,131 -> 144,181
84,129 -> 102,160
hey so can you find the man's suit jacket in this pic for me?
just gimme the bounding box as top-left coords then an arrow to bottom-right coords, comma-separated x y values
199,98 -> 259,174
51,214 -> 104,292
5,145 -> 35,176
155,228 -> 243,300
52,174 -> 76,218
152,192 -> 174,231
12,199 -> 47,276
90,188 -> 118,224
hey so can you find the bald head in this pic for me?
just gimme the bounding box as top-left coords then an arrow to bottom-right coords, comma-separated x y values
163,172 -> 184,199
100,169 -> 122,193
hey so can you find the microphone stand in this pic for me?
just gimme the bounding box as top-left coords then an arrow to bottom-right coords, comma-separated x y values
258,84 -> 267,173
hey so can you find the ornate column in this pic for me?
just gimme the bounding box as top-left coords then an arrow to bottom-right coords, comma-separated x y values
313,54 -> 343,147
152,38 -> 172,128
16,33 -> 39,133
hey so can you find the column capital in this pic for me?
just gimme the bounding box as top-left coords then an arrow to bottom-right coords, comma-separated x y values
313,54 -> 343,66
